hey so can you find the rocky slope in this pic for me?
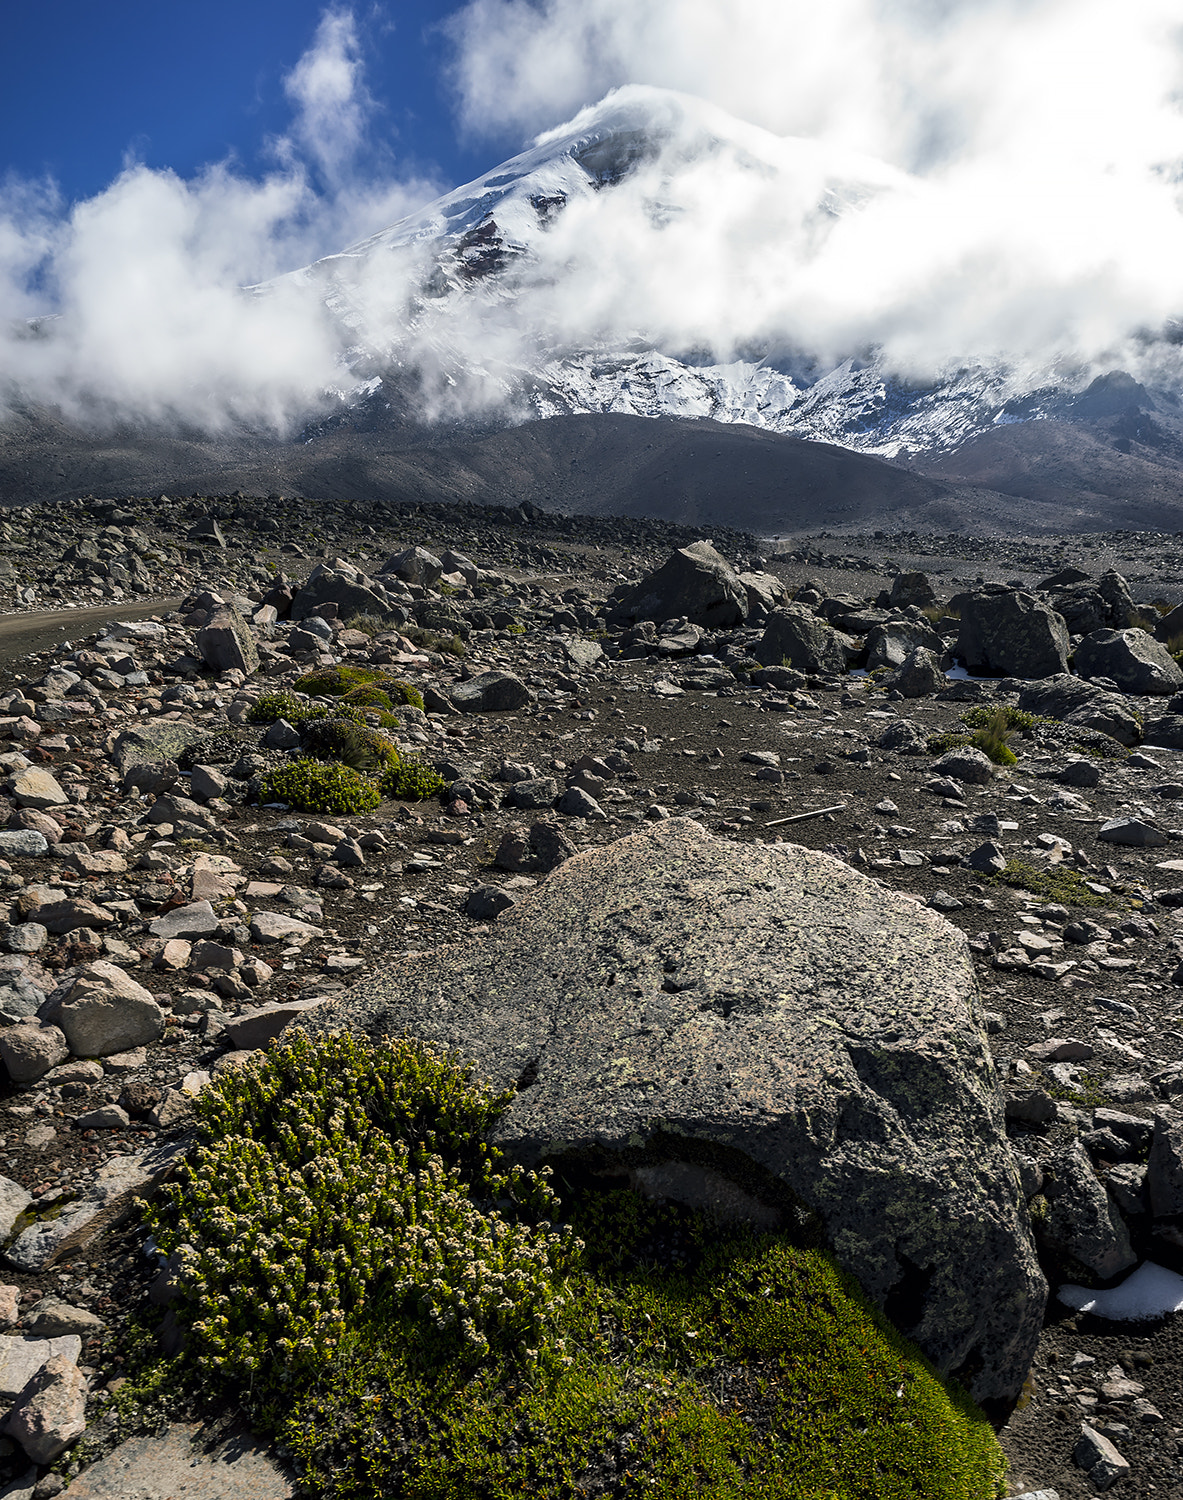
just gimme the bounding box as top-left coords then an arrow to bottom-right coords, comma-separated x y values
2,497 -> 1183,1493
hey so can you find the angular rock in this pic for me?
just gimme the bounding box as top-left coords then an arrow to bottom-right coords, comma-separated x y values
505,777 -> 559,810
112,720 -> 208,773
1143,713 -> 1183,750
889,572 -> 937,609
866,619 -> 944,672
36,899 -> 114,936
493,821 -> 576,873
226,997 -> 330,1049
4,1144 -> 185,1271
378,545 -> 443,587
451,671 -> 533,714
0,831 -> 48,859
1147,1113 -> 1183,1216
149,900 -> 219,940
290,570 -> 393,625
931,747 -> 994,785
1073,1424 -> 1130,1492
1036,1140 -> 1136,1280
887,646 -> 945,698
1055,759 -> 1101,788
964,841 -> 1007,874
0,1337 -> 81,1402
4,1351 -> 87,1464
196,605 -> 258,676
1098,817 -> 1168,849
465,885 -> 517,920
0,1179 -> 32,1239
557,786 -> 606,819
0,1025 -> 68,1084
956,589 -> 1069,678
248,911 -> 322,944
54,962 -> 165,1057
737,570 -> 789,622
754,606 -> 847,674
306,820 -> 1045,1404
608,541 -> 748,631
1074,628 -> 1183,695
6,769 -> 67,811
26,1297 -> 104,1338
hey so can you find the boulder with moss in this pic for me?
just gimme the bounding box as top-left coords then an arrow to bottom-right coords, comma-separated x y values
308,819 -> 1045,1405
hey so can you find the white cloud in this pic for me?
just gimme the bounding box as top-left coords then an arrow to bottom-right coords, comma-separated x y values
0,7 -> 440,431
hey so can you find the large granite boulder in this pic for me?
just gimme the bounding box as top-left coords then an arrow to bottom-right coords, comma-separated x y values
956,588 -> 1069,678
1073,628 -> 1183,696
754,606 -> 848,674
309,821 -> 1045,1404
609,542 -> 748,631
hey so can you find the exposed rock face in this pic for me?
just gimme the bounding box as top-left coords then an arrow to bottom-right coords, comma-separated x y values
608,542 -> 748,630
289,567 -> 394,625
956,589 -> 1070,678
313,820 -> 1045,1404
754,605 -> 848,674
1073,628 -> 1183,695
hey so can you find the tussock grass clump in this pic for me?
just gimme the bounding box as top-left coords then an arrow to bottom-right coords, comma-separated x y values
136,1034 -> 1006,1500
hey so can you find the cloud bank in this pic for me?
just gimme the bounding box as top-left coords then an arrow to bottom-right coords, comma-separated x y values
4,0 -> 1183,436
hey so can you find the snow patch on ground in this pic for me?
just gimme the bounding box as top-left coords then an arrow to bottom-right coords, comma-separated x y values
1058,1262 -> 1183,1321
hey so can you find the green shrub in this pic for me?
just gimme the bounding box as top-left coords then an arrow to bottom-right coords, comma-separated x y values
259,759 -> 380,815
380,758 -> 447,801
248,691 -> 329,727
386,679 -> 425,710
139,1033 -> 1004,1500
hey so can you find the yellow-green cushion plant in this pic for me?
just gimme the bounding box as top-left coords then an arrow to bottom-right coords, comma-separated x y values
138,1034 -> 1005,1500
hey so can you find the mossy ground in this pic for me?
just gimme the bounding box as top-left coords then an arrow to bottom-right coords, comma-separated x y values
133,1034 -> 1006,1500
988,860 -> 1116,907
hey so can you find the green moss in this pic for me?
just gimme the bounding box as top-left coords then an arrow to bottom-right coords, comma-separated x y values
380,758 -> 447,801
342,684 -> 395,710
296,665 -> 386,696
988,860 -> 1110,907
140,1034 -> 1006,1500
259,759 -> 381,815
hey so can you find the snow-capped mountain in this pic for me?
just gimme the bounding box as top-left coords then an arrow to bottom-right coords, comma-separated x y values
267,85 -> 1183,470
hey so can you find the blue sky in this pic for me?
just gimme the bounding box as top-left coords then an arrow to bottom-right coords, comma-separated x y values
1,1 -> 491,210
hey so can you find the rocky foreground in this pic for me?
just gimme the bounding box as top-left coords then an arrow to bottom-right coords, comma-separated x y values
1,495 -> 1183,1494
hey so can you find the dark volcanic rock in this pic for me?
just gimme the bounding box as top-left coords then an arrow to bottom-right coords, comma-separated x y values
1073,627 -> 1183,696
608,541 -> 748,631
309,820 -> 1045,1404
956,589 -> 1069,679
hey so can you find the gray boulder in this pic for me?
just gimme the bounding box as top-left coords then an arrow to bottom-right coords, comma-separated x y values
1016,674 -> 1142,746
737,570 -> 789,623
1074,628 -> 1183,695
51,962 -> 165,1057
0,1024 -> 68,1084
931,747 -> 995,785
1143,714 -> 1183,750
378,546 -> 443,588
889,572 -> 937,609
305,820 -> 1045,1404
1047,569 -> 1138,635
195,605 -> 258,675
866,619 -> 944,671
112,721 -> 208,773
957,589 -> 1069,678
755,606 -> 847,674
451,671 -> 533,714
609,542 -> 748,631
887,646 -> 945,698
1035,1140 -> 1136,1281
290,569 -> 394,624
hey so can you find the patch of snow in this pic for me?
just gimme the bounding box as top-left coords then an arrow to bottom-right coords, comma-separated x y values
1058,1261 -> 1183,1321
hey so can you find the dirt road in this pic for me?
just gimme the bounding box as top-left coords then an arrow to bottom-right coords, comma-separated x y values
0,596 -> 183,672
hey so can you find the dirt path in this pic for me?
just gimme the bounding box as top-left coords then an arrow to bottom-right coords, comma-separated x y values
0,595 -> 183,671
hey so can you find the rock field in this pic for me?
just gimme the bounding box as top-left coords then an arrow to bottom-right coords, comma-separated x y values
3,493 -> 1183,1494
